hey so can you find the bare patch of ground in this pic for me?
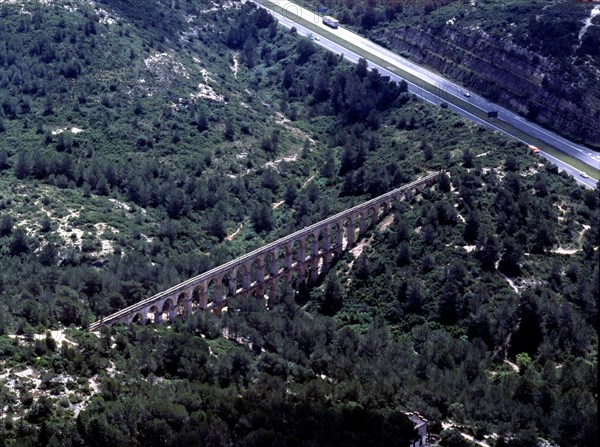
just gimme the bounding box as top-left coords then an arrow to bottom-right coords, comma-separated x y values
8,329 -> 77,347
230,52 -> 239,77
225,223 -> 244,241
189,82 -> 224,102
194,61 -> 224,100
0,330 -> 109,419
54,209 -> 84,249
502,275 -> 519,294
350,237 -> 373,258
108,198 -> 134,212
52,127 -> 84,135
94,223 -> 119,256
144,52 -> 190,82
265,153 -> 298,171
377,214 -> 394,231
199,0 -> 241,13
578,5 -> 600,48
275,112 -> 315,144
441,421 -> 495,447
521,166 -> 539,177
349,215 -> 397,259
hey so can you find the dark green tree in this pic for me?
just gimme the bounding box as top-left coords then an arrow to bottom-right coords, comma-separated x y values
322,274 -> 343,316
251,204 -> 274,233
14,151 -> 30,179
9,229 -> 30,256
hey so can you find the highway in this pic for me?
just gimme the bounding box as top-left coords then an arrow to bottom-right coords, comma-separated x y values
253,0 -> 599,188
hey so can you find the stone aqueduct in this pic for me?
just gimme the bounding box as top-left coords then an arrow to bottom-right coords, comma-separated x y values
89,172 -> 441,331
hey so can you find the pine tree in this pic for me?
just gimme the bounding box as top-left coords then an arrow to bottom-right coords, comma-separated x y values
322,274 -> 343,316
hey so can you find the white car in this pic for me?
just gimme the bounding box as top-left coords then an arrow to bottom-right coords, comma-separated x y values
463,92 -> 471,98
313,35 -> 320,41
580,171 -> 589,178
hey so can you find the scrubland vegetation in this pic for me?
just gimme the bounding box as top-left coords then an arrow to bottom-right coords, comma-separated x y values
0,1 -> 597,446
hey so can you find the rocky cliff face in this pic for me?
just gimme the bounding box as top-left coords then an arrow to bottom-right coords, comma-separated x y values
378,25 -> 600,148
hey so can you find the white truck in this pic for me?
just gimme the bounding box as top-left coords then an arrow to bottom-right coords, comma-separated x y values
322,16 -> 339,29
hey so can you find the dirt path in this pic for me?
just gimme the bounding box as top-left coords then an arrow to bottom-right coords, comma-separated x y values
551,224 -> 590,255
504,359 -> 519,373
225,223 -> 243,241
301,174 -> 316,189
578,224 -> 590,243
495,260 -> 519,294
275,112 -> 315,143
441,421 -> 494,447
551,247 -> 579,255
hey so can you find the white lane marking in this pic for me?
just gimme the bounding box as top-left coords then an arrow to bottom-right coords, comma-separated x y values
263,3 -> 598,188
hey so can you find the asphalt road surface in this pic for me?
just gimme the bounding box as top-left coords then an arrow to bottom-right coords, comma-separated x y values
255,0 -> 599,189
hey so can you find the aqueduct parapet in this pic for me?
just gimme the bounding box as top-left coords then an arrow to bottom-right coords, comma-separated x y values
89,172 -> 441,331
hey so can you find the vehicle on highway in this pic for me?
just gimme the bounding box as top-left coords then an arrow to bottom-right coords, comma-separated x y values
463,92 -> 471,97
580,171 -> 589,178
313,35 -> 320,41
322,16 -> 339,29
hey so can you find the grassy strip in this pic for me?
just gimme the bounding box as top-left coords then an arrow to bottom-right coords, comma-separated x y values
255,0 -> 599,180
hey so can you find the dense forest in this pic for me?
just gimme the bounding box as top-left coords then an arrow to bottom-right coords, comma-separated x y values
0,1 -> 597,446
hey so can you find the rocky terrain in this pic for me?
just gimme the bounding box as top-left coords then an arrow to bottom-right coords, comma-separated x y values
378,20 -> 600,147
298,0 -> 600,148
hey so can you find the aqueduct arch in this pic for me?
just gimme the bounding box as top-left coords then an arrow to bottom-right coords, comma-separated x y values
89,172 -> 441,331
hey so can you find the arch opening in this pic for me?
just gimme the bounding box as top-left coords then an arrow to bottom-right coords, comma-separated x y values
148,305 -> 160,324
161,298 -> 174,322
175,293 -> 188,319
265,251 -> 278,279
131,312 -> 145,325
331,222 -> 344,252
250,260 -> 260,287
291,238 -> 306,265
342,216 -> 355,250
191,286 -> 206,310
223,271 -> 239,300
206,277 -> 224,306
305,233 -> 318,259
367,206 -> 378,229
319,227 -> 332,253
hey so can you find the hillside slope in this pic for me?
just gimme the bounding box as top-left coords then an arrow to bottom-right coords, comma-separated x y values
0,1 -> 597,446
297,0 -> 600,148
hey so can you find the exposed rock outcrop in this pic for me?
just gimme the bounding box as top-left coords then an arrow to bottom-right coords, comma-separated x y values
378,25 -> 600,148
